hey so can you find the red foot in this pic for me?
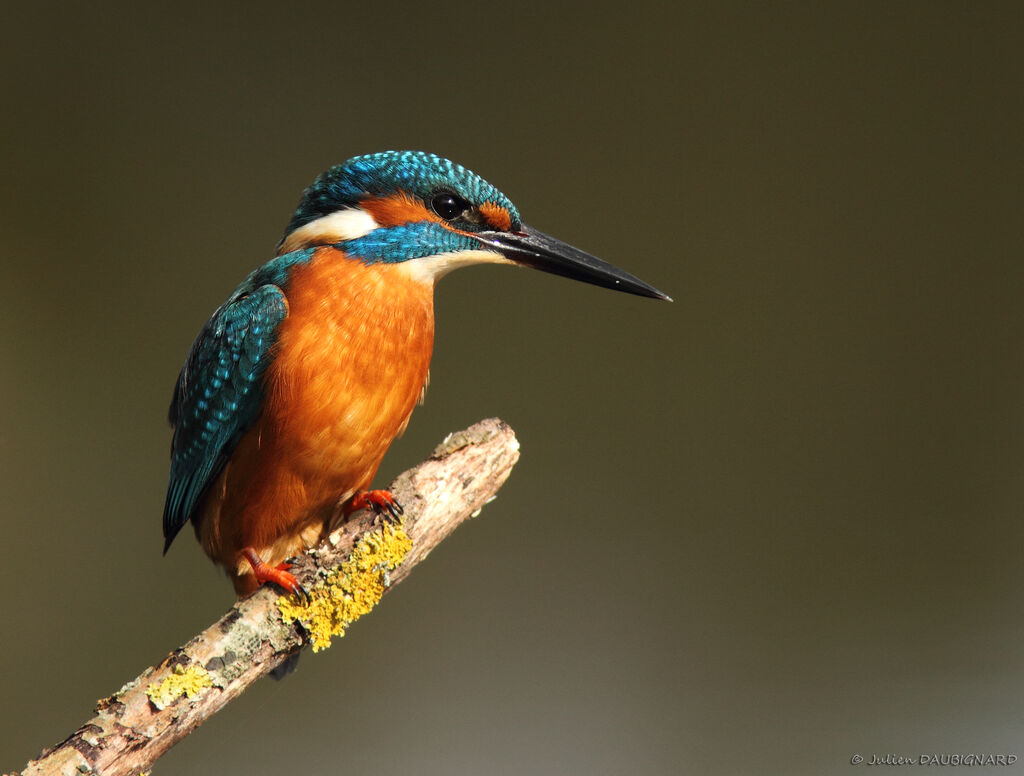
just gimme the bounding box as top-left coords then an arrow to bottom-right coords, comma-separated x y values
347,489 -> 404,523
242,548 -> 308,602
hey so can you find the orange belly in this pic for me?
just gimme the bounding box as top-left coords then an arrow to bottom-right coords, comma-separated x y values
195,247 -> 434,592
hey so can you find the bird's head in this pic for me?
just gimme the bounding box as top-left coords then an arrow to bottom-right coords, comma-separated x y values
278,150 -> 670,300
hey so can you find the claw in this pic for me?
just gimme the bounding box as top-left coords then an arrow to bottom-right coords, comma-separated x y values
242,549 -> 309,602
348,489 -> 404,524
277,559 -> 310,604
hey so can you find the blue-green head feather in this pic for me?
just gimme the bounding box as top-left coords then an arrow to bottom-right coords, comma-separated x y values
283,150 -> 521,238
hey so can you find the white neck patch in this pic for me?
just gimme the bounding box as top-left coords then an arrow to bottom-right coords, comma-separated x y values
278,208 -> 380,254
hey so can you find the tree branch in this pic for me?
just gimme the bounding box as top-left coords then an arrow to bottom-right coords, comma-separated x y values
18,418 -> 520,776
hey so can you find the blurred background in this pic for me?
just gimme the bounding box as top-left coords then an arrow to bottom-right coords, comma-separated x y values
2,3 -> 1023,774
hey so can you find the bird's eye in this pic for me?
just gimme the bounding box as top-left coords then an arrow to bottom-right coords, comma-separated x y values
431,191 -> 470,221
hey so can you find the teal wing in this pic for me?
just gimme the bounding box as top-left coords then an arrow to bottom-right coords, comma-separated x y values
162,284 -> 288,552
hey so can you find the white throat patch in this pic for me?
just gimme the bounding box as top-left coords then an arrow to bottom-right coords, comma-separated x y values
397,249 -> 514,285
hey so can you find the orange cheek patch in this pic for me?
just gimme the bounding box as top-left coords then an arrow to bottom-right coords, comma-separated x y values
361,193 -> 441,227
479,202 -> 512,232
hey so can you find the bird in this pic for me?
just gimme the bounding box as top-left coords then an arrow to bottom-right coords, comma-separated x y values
162,150 -> 670,597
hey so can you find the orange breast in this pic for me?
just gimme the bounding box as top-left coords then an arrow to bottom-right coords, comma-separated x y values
196,247 -> 434,586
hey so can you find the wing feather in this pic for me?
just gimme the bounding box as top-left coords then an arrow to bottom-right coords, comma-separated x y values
162,284 -> 288,551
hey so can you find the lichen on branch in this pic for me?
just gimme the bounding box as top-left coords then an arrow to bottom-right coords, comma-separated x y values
277,521 -> 413,651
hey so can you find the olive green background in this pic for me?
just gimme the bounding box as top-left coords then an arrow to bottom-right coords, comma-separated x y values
3,3 -> 1023,774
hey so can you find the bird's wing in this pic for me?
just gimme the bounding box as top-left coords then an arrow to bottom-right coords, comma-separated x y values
162,284 -> 289,551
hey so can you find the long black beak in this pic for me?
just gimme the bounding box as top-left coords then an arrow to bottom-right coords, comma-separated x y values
472,224 -> 672,301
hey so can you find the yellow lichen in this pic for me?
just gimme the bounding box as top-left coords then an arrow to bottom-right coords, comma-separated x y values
145,664 -> 213,710
277,522 -> 412,652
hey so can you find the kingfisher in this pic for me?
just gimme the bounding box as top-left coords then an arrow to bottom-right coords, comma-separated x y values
162,151 -> 669,597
